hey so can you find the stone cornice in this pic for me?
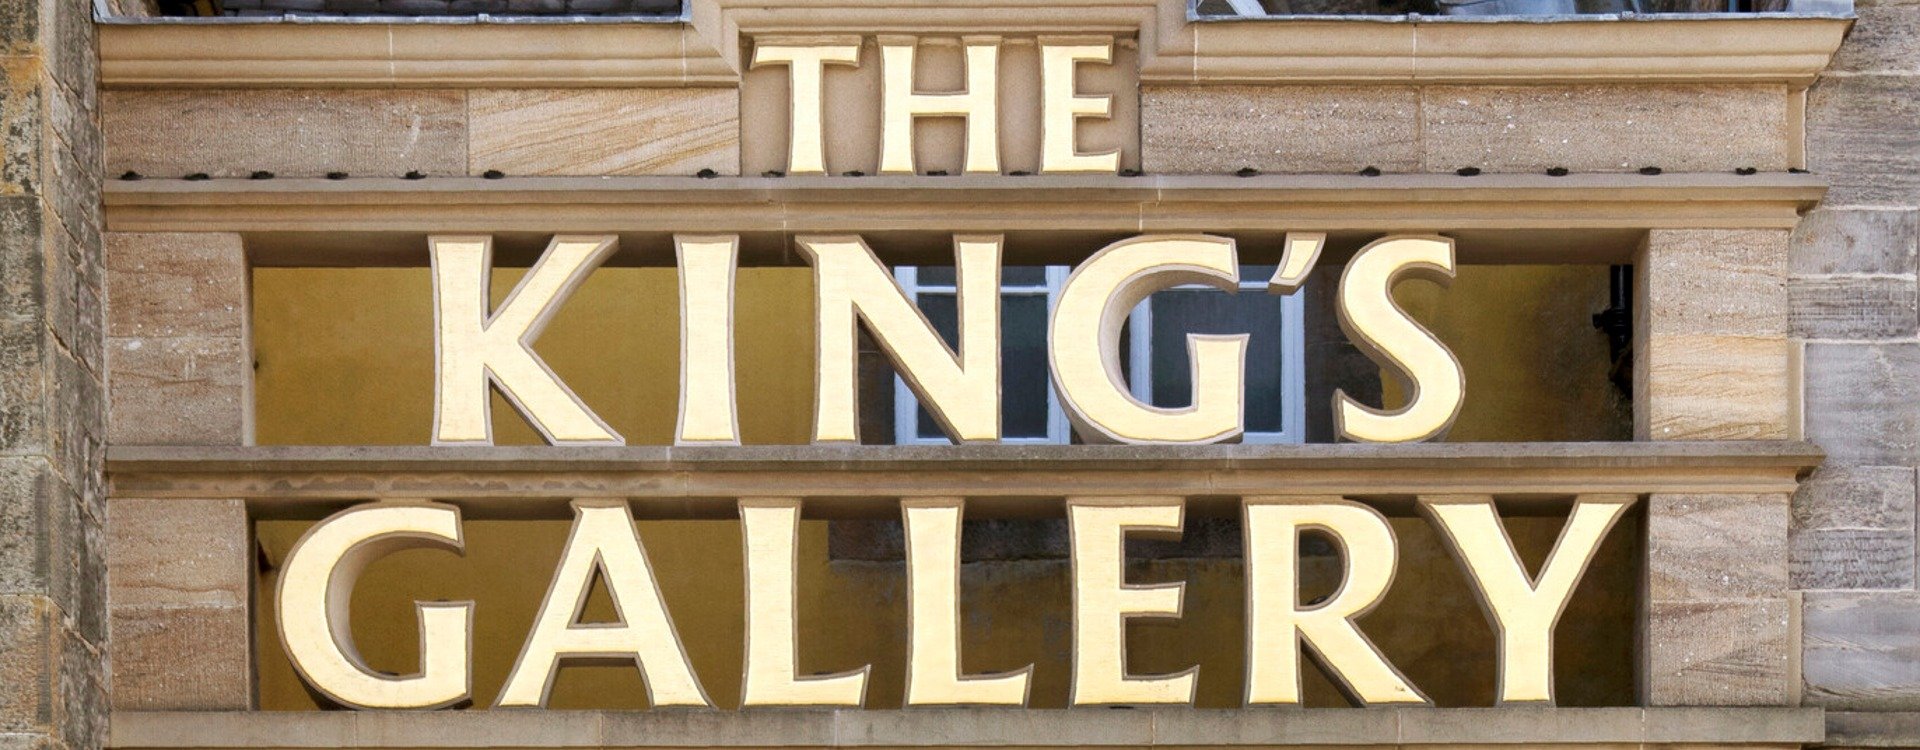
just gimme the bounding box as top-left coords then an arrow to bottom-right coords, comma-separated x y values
103,173 -> 1826,266
97,0 -> 1852,89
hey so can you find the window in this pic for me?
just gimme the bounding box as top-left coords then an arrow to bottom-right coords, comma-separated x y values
893,265 -> 1305,445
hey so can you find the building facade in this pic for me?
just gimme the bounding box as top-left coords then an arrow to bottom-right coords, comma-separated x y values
7,2 -> 1920,750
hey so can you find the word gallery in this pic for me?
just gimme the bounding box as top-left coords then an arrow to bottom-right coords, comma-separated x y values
280,495 -> 1630,710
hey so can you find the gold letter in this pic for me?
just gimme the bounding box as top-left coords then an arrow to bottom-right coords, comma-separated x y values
1039,38 -> 1118,174
1269,232 -> 1326,295
904,499 -> 1032,706
1050,235 -> 1246,444
1068,499 -> 1196,705
1244,497 -> 1426,706
277,503 -> 471,710
1334,235 -> 1464,443
740,499 -> 870,706
432,235 -> 621,446
677,235 -> 741,446
1419,495 -> 1633,704
498,501 -> 711,708
880,37 -> 1001,175
801,234 -> 1001,444
751,39 -> 861,176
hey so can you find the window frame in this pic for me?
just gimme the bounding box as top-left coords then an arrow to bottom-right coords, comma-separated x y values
891,265 -> 1306,445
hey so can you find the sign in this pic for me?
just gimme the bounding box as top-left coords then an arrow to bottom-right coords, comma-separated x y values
278,495 -> 1633,710
270,32 -> 1610,717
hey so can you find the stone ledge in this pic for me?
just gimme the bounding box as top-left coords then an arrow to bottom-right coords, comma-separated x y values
109,707 -> 1826,748
105,441 -> 1822,518
1823,711 -> 1920,747
102,174 -> 1827,263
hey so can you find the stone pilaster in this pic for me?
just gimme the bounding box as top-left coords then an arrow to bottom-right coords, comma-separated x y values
1635,229 -> 1797,706
0,0 -> 108,745
103,232 -> 254,709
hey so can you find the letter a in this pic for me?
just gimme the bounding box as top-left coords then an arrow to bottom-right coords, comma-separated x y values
432,235 -> 622,446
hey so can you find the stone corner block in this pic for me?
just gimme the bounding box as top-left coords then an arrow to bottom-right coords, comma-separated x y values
1803,591 -> 1920,710
107,336 -> 252,446
108,498 -> 249,609
1647,597 -> 1794,707
105,232 -> 248,339
1649,493 -> 1789,603
1791,466 -> 1917,591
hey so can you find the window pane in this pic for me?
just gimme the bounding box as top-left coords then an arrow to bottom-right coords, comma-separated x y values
917,267 -> 955,287
1148,289 -> 1287,433
913,266 -> 1047,289
912,294 -> 1053,440
1003,266 -> 1049,287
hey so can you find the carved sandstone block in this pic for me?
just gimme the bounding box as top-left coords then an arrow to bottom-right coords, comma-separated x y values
1635,230 -> 1791,441
103,89 -> 467,179
1789,275 -> 1920,340
108,498 -> 248,609
1422,84 -> 1789,174
106,336 -> 250,446
1647,597 -> 1793,706
1804,343 -> 1920,466
111,604 -> 251,710
468,89 -> 738,177
1804,591 -> 1920,709
1789,208 -> 1919,276
106,233 -> 247,339
1807,75 -> 1920,207
1648,493 -> 1790,603
1140,85 -> 1421,175
1792,467 -> 1918,591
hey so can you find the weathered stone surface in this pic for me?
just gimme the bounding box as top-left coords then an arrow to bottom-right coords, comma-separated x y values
103,89 -> 468,179
1807,75 -> 1920,207
1422,85 -> 1790,173
1792,467 -> 1917,591
1831,6 -> 1920,74
1140,85 -> 1420,174
1804,591 -> 1920,709
468,89 -> 738,177
1642,229 -> 1790,337
1639,333 -> 1792,441
1790,275 -> 1920,340
1637,229 -> 1791,441
107,336 -> 251,446
1,61 -> 43,195
1647,597 -> 1793,706
105,233 -> 248,339
1,0 -> 104,743
108,498 -> 248,609
1790,208 -> 1919,276
1804,343 -> 1920,466
0,595 -> 55,734
111,605 -> 251,710
1648,493 -> 1789,602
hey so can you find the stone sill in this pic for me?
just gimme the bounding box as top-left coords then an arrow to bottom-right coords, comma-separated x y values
108,707 -> 1828,748
107,441 -> 1822,519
